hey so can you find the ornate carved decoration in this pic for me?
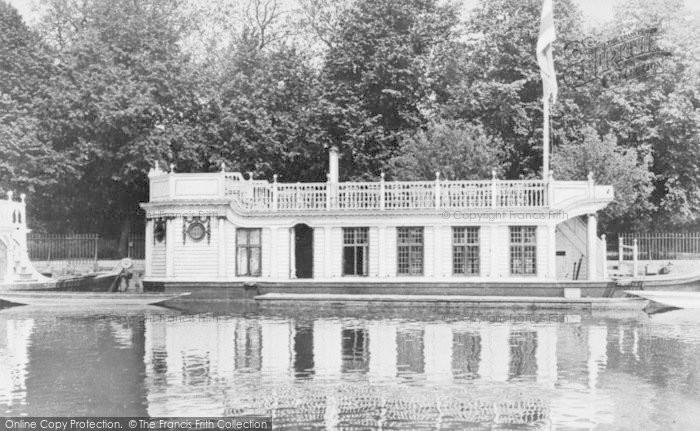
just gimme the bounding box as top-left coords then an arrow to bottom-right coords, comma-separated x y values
183,216 -> 211,244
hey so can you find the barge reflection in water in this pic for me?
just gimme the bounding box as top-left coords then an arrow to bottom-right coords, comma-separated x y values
1,302 -> 700,429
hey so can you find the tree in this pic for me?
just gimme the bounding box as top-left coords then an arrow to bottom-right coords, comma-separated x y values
551,126 -> 654,230
320,0 -> 460,178
590,0 -> 700,229
0,1 -> 75,216
438,0 -> 585,179
204,42 -> 330,182
30,0 -> 207,254
386,120 -> 505,181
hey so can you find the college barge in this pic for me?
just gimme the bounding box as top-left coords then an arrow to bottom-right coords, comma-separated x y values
140,147 -> 615,298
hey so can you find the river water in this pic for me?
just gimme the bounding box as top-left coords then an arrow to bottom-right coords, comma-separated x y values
1,300 -> 700,430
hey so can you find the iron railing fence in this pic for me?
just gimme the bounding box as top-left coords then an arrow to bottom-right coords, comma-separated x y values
28,233 -> 145,261
607,232 -> 700,261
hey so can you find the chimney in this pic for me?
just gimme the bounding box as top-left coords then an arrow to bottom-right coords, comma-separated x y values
329,146 -> 339,183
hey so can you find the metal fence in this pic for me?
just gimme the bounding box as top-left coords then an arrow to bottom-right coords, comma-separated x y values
609,232 -> 700,260
28,233 -> 145,261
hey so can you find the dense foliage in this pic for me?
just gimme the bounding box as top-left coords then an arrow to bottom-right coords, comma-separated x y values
1,0 -> 699,253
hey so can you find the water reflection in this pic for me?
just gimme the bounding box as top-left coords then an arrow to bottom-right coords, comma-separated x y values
1,304 -> 700,428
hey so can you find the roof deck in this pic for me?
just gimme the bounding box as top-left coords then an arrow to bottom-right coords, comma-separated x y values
147,169 -> 613,214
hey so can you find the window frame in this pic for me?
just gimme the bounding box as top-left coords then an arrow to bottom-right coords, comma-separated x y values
509,226 -> 537,276
342,227 -> 369,276
397,227 -> 424,276
452,227 -> 480,276
236,228 -> 262,277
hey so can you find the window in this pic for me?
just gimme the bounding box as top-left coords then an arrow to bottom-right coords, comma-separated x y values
343,227 -> 369,276
237,228 -> 262,276
453,227 -> 480,275
510,226 -> 537,275
397,227 -> 424,275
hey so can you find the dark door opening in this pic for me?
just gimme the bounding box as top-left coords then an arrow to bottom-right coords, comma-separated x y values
294,224 -> 314,279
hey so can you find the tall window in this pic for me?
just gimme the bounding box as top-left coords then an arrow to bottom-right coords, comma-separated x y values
397,227 -> 424,275
453,227 -> 480,275
343,227 -> 369,276
237,228 -> 261,276
510,226 -> 537,275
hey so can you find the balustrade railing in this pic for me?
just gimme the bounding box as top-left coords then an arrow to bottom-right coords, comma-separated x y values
149,168 -> 562,211
496,181 -> 547,207
276,183 -> 327,211
221,178 -> 549,211
384,181 -> 435,209
440,181 -> 492,208
337,183 -> 381,210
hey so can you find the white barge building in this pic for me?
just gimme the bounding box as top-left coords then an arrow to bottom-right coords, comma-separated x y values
140,148 -> 615,298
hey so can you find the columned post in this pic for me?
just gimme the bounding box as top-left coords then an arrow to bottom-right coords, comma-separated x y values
165,217 -> 175,277
328,146 -> 339,210
145,218 -> 153,277
218,217 -> 226,279
272,174 -> 278,211
380,173 -> 386,210
547,172 -> 554,207
168,164 -> 176,197
326,174 -> 332,210
587,213 -> 597,280
324,227 -> 332,278
289,227 -> 296,279
434,172 -> 441,209
378,226 -> 386,276
434,226 -> 442,277
268,227 -> 276,278
219,162 -> 226,198
489,226 -> 498,278
601,234 -> 608,279
548,223 -> 557,279
491,169 -> 498,208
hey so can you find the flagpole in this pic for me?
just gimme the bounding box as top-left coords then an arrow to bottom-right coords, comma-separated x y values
543,96 -> 550,180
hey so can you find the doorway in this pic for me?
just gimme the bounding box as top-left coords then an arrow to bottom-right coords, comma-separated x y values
294,224 -> 314,279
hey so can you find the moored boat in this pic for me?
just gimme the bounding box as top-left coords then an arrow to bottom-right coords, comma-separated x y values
0,291 -> 190,307
139,152 -> 616,298
625,290 -> 700,310
615,269 -> 700,291
5,270 -> 122,292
